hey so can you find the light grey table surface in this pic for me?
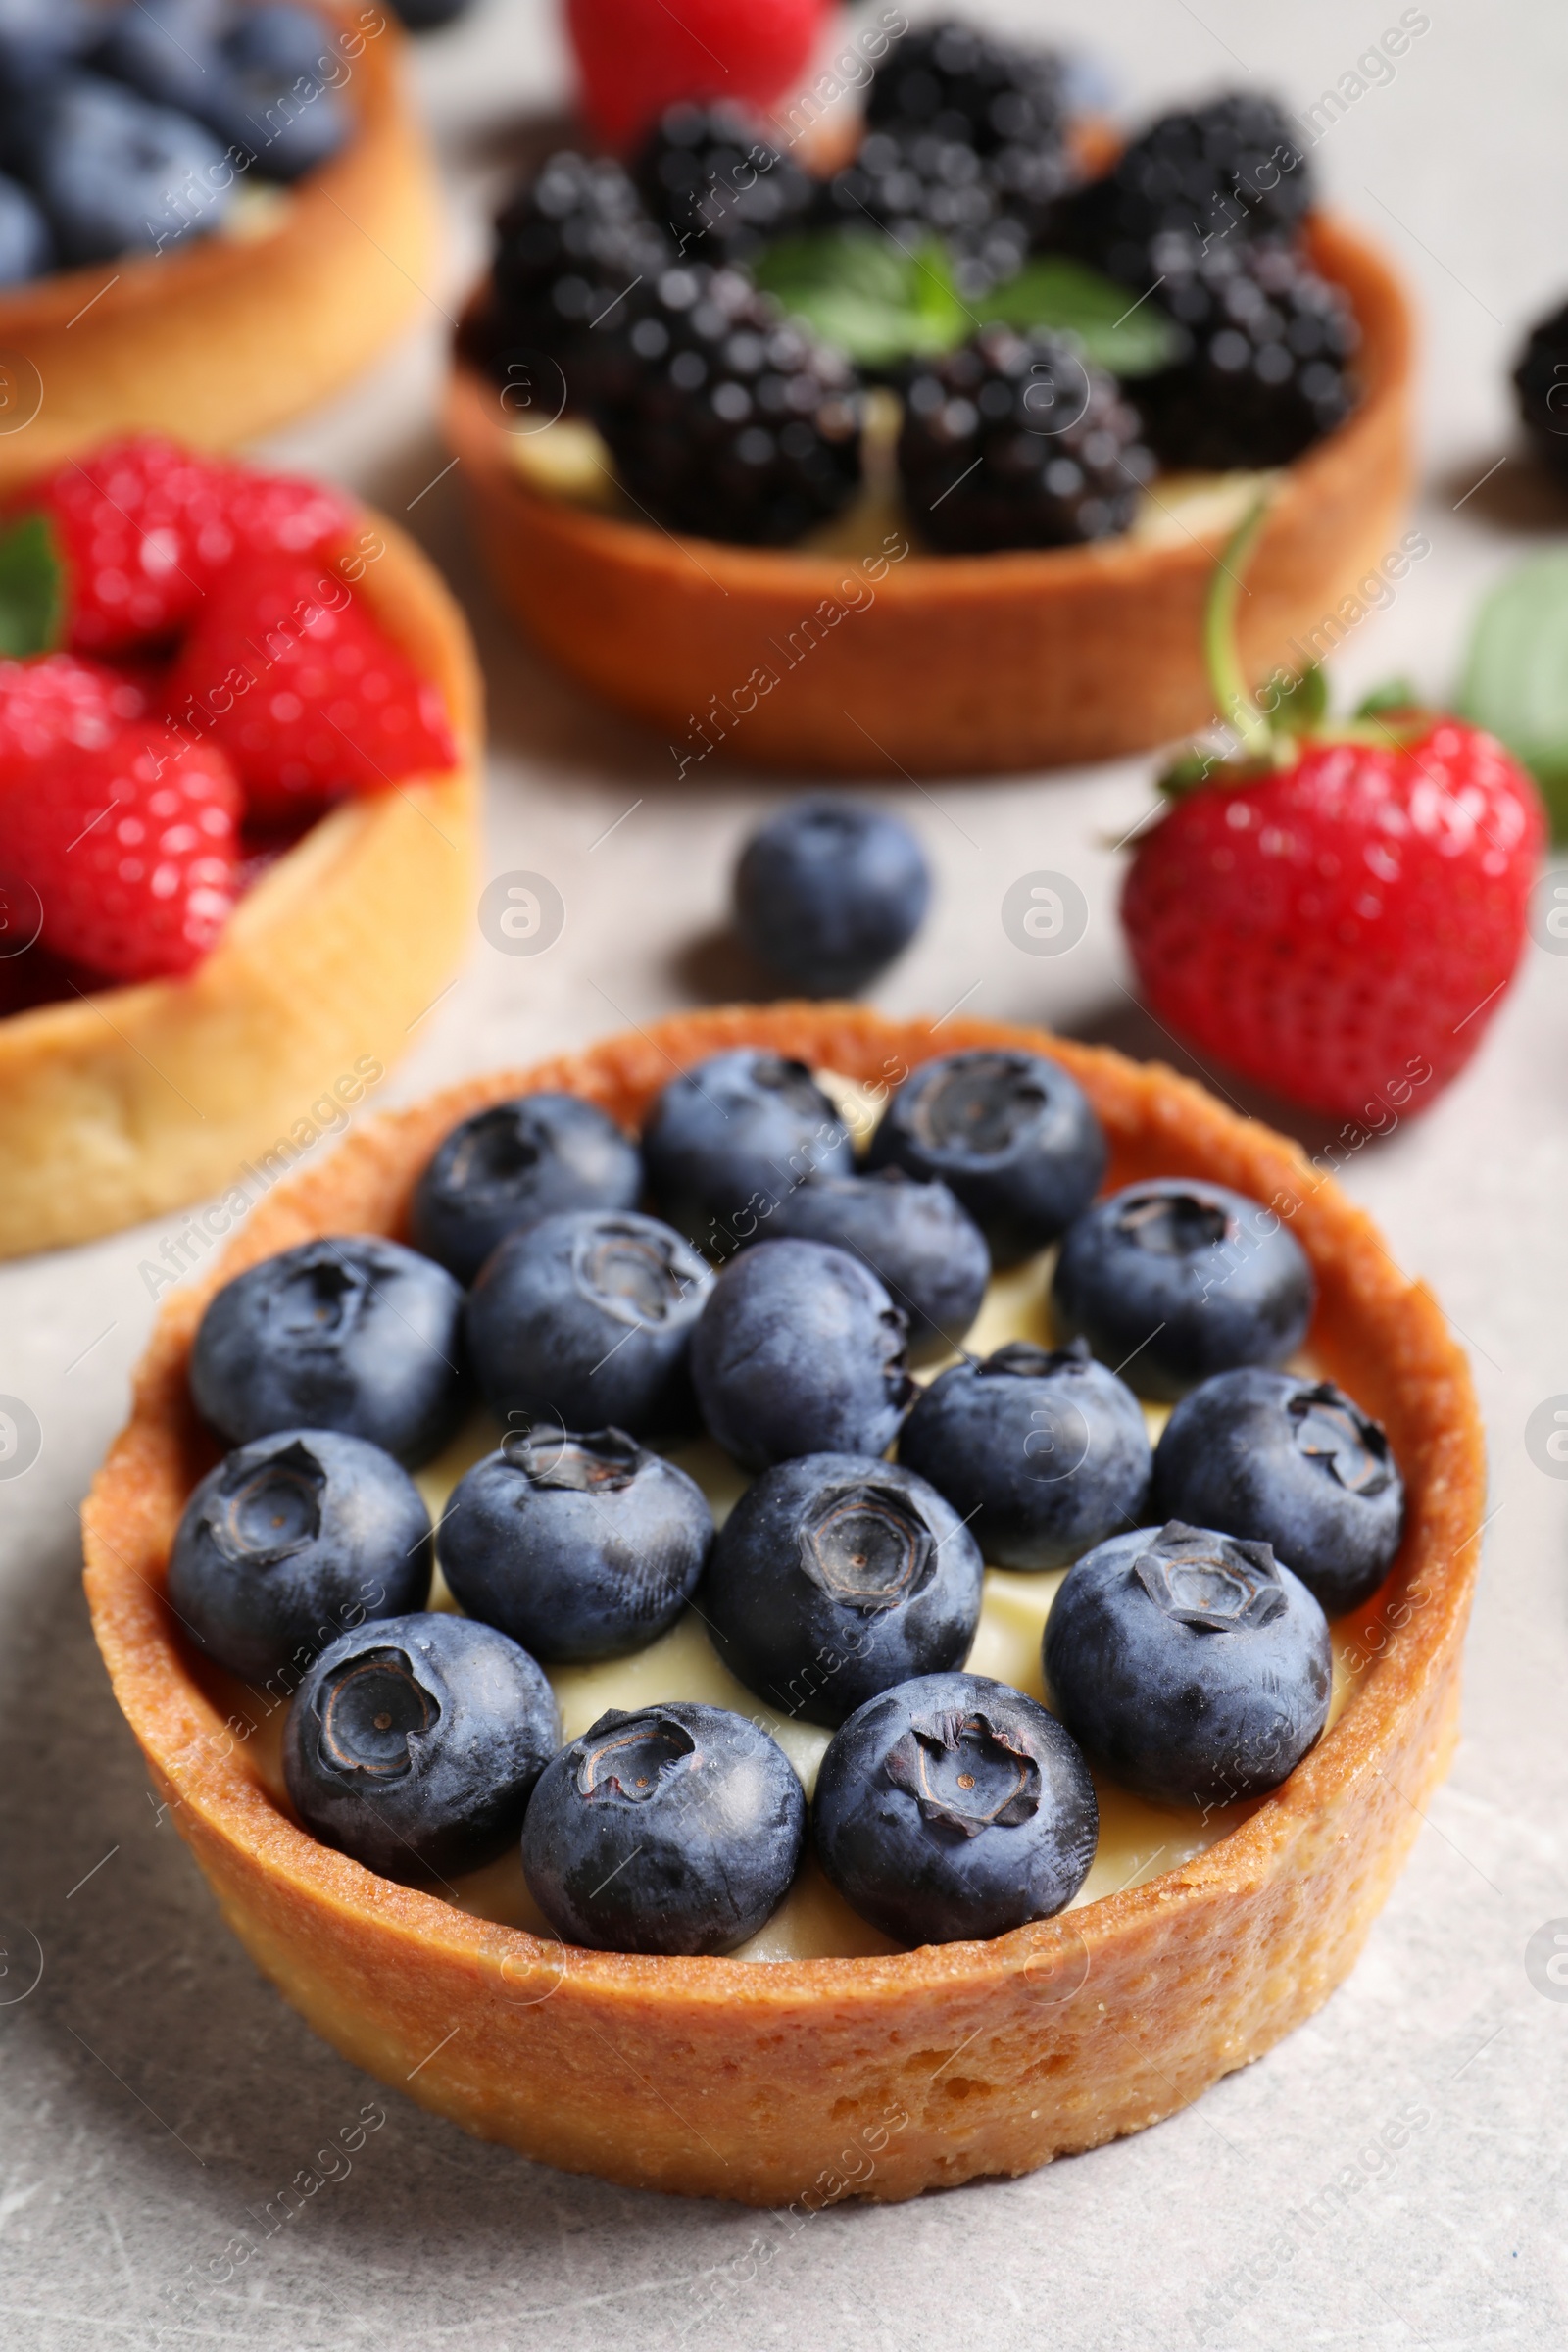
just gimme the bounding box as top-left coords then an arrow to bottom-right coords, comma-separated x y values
5,3 -> 1568,2345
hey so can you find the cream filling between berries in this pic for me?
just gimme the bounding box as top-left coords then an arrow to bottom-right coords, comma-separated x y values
208,1070 -> 1365,1966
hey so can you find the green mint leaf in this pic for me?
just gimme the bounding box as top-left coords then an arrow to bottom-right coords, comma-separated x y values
1458,553 -> 1568,835
752,230 -> 971,368
0,512 -> 63,658
978,257 -> 1182,377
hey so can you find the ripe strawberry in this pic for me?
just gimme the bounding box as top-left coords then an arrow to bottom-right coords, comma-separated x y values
566,0 -> 830,147
164,556 -> 457,822
15,437 -> 355,656
1121,507 -> 1545,1120
1124,721 -> 1544,1118
0,652 -> 147,761
0,728 -> 242,983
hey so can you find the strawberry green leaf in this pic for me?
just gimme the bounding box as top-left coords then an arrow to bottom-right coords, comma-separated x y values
1354,677 -> 1419,719
1270,663 -> 1328,732
0,513 -> 63,659
1458,552 -> 1568,834
977,257 -> 1183,377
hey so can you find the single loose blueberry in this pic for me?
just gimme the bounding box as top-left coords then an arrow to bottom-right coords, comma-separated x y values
813,1672 -> 1099,1944
168,1429 -> 432,1688
283,1612 -> 559,1883
690,1238 -> 911,1469
30,74 -> 233,263
189,1235 -> 467,1469
466,1208 -> 712,1440
1052,1179 -> 1315,1401
759,1166 -> 989,1362
0,171 -> 49,281
1043,1519 -> 1332,1809
411,1093 -> 643,1285
867,1049 -> 1106,1264
900,1338 -> 1151,1570
441,1427 -> 713,1663
521,1700 -> 806,1954
701,1452 -> 984,1725
641,1049 -> 854,1257
732,798 -> 931,996
1152,1368 -> 1403,1615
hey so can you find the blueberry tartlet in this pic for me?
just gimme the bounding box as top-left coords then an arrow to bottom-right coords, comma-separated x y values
443,18 -> 1412,773
86,1004 -> 1482,2204
0,0 -> 437,478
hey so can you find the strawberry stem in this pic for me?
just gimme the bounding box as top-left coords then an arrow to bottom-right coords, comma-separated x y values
1204,493 -> 1274,761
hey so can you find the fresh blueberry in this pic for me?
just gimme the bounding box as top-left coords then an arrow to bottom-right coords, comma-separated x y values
758,1166 -> 988,1362
813,1672 -> 1099,1944
440,1427 -> 713,1663
866,1050 -> 1106,1265
1052,1179 -> 1315,1402
466,1209 -> 712,1441
411,1093 -> 643,1286
691,1238 -> 911,1469
30,74 -> 233,263
221,3 -> 334,80
641,1049 -> 854,1256
899,1339 -> 1151,1571
732,798 -> 931,996
701,1452 -> 984,1726
0,0 -> 94,92
1152,1369 -> 1403,1616
189,1236 -> 467,1469
521,1700 -> 806,1954
208,26 -> 350,181
167,1429 -> 432,1688
91,0 -> 224,119
0,172 -> 49,281
283,1611 -> 560,1883
1043,1519 -> 1332,1810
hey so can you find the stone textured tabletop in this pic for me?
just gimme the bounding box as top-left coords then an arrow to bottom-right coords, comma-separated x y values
4,3 -> 1568,2346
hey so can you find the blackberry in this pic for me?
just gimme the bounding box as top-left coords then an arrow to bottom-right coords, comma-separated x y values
1135,240 -> 1359,469
1056,91 -> 1313,287
598,265 -> 863,545
470,151 -> 672,415
814,128 -> 1032,301
867,19 -> 1071,163
632,102 -> 813,265
1514,299 -> 1568,480
898,327 -> 1152,553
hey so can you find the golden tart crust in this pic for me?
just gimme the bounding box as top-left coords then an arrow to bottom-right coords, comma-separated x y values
443,215 -> 1413,776
0,510 -> 480,1259
0,3 -> 439,482
84,1007 -> 1483,2202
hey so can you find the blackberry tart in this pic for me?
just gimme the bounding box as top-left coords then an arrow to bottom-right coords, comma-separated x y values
444,21 -> 1412,772
87,1004 -> 1481,2201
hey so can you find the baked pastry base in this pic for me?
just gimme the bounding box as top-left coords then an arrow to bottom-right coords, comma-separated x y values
0,511 -> 481,1258
0,3 -> 439,481
83,1006 -> 1484,2204
444,215 -> 1413,776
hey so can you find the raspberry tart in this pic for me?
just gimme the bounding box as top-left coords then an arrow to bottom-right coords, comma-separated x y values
85,1004 -> 1482,2202
0,435 -> 478,1258
0,1 -> 438,481
444,21 -> 1413,774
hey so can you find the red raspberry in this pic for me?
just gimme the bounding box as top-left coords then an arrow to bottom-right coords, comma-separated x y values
16,437 -> 355,656
0,729 -> 242,982
566,0 -> 830,147
1121,719 -> 1544,1119
164,556 -> 458,822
